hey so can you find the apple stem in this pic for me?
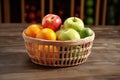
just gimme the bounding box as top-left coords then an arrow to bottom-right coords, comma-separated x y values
51,16 -> 55,19
73,17 -> 76,22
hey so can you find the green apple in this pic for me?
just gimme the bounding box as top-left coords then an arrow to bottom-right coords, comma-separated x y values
79,27 -> 93,38
57,28 -> 80,41
56,28 -> 64,40
63,17 -> 84,32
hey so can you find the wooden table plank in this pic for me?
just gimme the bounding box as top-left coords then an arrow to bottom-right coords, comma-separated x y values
0,24 -> 120,80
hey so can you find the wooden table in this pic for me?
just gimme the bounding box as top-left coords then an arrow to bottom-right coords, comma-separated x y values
0,24 -> 120,80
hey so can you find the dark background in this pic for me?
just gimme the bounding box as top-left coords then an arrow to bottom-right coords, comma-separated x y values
1,0 -> 120,25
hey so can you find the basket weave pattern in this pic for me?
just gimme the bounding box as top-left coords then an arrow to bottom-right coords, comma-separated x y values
23,31 -> 95,67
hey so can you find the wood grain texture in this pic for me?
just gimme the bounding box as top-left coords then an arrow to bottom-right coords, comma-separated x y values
80,0 -> 84,19
41,0 -> 45,20
3,0 -> 10,23
95,0 -> 100,25
0,0 -> 1,23
0,24 -> 120,80
49,0 -> 53,13
21,0 -> 25,23
102,0 -> 107,25
70,0 -> 74,17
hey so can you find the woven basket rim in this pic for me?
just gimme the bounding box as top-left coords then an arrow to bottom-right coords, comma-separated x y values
22,30 -> 95,45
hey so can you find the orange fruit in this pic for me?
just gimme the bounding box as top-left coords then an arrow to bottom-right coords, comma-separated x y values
25,24 -> 43,38
26,42 -> 39,57
39,45 -> 58,58
36,28 -> 56,40
28,45 -> 59,64
39,45 -> 59,64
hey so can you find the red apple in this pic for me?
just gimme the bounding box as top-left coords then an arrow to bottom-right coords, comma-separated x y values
42,14 -> 62,31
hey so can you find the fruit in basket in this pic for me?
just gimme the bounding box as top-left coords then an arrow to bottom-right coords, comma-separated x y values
25,24 -> 42,38
42,14 -> 62,31
26,43 -> 39,57
39,45 -> 59,64
63,17 -> 84,32
28,45 -> 59,64
56,28 -> 80,41
79,27 -> 93,38
36,28 -> 56,40
39,45 -> 58,58
56,28 -> 64,40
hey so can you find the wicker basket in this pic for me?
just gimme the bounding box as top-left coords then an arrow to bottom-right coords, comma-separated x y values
22,30 -> 95,67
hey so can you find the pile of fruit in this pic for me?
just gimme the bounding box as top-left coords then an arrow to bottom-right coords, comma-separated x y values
24,14 -> 94,65
25,14 -> 93,41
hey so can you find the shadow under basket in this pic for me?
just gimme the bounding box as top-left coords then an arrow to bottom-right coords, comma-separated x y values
22,30 -> 95,67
